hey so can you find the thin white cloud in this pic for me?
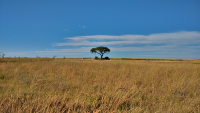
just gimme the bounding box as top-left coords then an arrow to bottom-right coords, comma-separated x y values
35,47 -> 92,53
34,45 -> 200,53
55,31 -> 200,46
55,40 -> 153,46
79,25 -> 86,28
32,31 -> 200,58
4,52 -> 29,57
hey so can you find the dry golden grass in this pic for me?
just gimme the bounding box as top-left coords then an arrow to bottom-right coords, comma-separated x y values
0,58 -> 200,112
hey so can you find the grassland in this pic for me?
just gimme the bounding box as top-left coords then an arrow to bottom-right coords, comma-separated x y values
0,58 -> 200,112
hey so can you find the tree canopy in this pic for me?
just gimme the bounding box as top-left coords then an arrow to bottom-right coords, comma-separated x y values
90,46 -> 110,59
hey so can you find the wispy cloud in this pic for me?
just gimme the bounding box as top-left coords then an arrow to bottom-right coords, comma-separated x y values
4,52 -> 29,57
33,31 -> 200,58
79,25 -> 85,28
55,31 -> 200,46
35,47 -> 91,53
34,45 -> 200,53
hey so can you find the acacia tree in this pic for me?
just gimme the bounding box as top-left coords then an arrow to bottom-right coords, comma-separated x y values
0,52 -> 5,58
2,54 -> 5,58
90,46 -> 110,59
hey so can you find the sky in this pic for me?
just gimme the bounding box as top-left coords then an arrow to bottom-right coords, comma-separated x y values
0,0 -> 200,59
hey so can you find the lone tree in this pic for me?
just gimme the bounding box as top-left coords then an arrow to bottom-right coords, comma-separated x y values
0,52 -> 5,58
90,46 -> 110,59
2,54 -> 5,58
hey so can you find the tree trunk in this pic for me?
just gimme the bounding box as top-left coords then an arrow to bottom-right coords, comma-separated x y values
101,55 -> 103,59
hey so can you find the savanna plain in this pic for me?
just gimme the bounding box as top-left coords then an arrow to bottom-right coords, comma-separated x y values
0,58 -> 200,113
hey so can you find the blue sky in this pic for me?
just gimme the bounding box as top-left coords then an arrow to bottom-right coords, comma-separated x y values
0,0 -> 200,58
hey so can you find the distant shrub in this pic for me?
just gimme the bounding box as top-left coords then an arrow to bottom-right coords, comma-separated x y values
53,55 -> 57,59
94,56 -> 110,60
104,57 -> 110,60
95,56 -> 98,60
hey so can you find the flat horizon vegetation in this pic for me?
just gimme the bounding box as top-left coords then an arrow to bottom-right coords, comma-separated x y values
0,58 -> 200,112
